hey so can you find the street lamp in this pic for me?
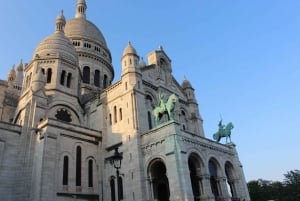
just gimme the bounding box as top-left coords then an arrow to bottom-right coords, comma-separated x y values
109,147 -> 123,201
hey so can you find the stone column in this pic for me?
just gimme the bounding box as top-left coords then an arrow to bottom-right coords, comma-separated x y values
200,174 -> 214,201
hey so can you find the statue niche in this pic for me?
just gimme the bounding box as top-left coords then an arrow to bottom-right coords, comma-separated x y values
152,93 -> 178,126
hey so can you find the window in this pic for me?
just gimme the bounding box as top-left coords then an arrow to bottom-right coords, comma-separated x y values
109,114 -> 112,125
60,70 -> 66,85
119,108 -> 122,121
148,111 -> 152,129
103,74 -> 108,88
110,177 -> 116,201
114,106 -> 117,123
62,156 -> 69,185
118,176 -> 124,200
67,73 -> 72,88
83,66 -> 90,84
76,146 -> 82,186
88,160 -> 93,187
47,68 -> 52,83
94,70 -> 100,87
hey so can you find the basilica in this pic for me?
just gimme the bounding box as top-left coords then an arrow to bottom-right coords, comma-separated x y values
0,1 -> 250,201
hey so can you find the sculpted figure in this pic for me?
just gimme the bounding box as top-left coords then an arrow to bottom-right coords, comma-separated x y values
213,120 -> 234,144
153,93 -> 178,126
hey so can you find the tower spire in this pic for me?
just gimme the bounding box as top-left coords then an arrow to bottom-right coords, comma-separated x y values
75,0 -> 87,19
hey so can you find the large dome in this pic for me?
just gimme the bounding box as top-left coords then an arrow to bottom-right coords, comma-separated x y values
65,18 -> 107,48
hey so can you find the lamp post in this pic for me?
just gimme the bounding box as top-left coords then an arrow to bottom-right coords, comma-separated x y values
109,147 -> 123,201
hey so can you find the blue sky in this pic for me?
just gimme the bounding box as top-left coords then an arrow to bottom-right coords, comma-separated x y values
0,0 -> 299,182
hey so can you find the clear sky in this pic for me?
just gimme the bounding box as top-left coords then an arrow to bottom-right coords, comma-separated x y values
0,0 -> 299,182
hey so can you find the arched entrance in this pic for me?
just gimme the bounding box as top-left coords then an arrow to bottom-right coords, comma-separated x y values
209,158 -> 221,201
148,159 -> 170,201
225,161 -> 237,199
188,153 -> 204,201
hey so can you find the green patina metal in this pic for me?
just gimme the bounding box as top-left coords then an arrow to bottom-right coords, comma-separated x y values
153,93 -> 178,126
213,120 -> 234,144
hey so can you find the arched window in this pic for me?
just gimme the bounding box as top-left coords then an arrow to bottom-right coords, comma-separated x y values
109,113 -> 112,125
119,108 -> 122,121
47,68 -> 52,83
118,176 -> 124,200
60,70 -> 66,85
76,146 -> 82,187
94,70 -> 100,87
114,106 -> 117,123
67,73 -> 72,88
88,159 -> 93,187
103,74 -> 108,88
148,111 -> 152,129
62,156 -> 69,185
110,177 -> 116,201
83,66 -> 90,84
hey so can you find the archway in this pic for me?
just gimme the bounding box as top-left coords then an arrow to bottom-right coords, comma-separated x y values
209,159 -> 221,201
225,161 -> 237,199
148,159 -> 170,201
188,153 -> 203,201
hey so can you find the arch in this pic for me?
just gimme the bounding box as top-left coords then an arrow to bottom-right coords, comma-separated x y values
83,66 -> 90,84
147,158 -> 170,201
225,161 -> 237,198
94,70 -> 100,87
188,153 -> 205,200
208,158 -> 222,199
47,103 -> 82,125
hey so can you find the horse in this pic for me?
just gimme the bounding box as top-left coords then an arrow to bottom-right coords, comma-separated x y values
213,122 -> 234,144
153,94 -> 178,126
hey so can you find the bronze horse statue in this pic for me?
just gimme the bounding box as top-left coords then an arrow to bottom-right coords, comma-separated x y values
153,94 -> 178,126
213,122 -> 234,144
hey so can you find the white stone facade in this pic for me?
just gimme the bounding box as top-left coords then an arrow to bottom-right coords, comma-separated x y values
0,1 -> 250,201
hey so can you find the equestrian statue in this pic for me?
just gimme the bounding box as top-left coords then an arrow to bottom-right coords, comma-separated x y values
213,120 -> 234,144
153,93 -> 178,126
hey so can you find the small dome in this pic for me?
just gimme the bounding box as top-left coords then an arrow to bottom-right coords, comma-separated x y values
8,65 -> 16,75
123,42 -> 137,56
138,57 -> 146,68
33,12 -> 78,64
16,60 -> 23,71
181,77 -> 193,89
